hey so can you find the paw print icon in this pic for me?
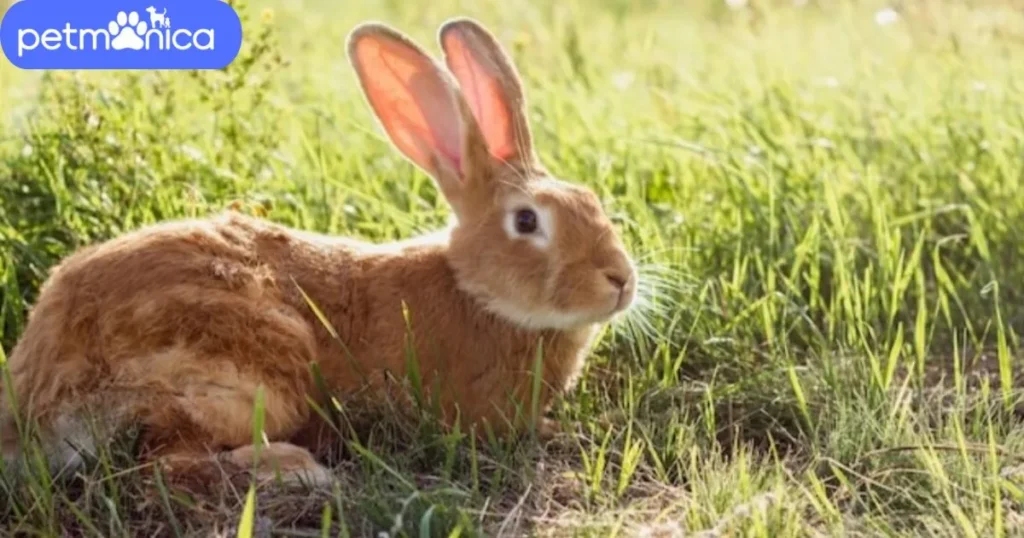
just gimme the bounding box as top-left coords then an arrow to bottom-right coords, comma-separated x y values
108,11 -> 148,50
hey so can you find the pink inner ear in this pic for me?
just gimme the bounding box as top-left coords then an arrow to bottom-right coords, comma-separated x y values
442,32 -> 518,162
354,35 -> 465,178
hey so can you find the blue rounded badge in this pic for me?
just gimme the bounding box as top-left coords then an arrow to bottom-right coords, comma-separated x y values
1,0 -> 243,69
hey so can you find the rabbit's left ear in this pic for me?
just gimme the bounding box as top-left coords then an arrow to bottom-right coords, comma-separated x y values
438,18 -> 536,167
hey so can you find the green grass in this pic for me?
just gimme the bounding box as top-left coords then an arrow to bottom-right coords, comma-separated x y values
2,0 -> 1024,535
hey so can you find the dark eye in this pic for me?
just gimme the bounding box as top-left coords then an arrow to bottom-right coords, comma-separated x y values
514,208 -> 538,234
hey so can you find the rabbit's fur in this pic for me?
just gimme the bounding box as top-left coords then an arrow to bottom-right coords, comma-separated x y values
0,19 -> 637,487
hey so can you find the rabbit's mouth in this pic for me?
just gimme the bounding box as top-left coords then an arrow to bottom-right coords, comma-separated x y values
604,268 -> 638,316
612,286 -> 636,314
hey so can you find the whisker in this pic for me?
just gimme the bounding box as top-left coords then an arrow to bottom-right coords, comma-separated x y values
631,245 -> 696,262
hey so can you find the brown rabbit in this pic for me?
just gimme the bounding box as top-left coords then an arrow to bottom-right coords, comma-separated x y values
0,18 -> 637,487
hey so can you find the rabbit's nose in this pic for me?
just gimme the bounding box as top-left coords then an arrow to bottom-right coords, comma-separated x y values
605,271 -> 628,290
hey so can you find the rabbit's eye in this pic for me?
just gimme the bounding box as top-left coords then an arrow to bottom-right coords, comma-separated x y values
514,209 -> 538,234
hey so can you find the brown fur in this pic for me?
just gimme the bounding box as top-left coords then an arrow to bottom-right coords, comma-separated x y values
0,18 -> 637,487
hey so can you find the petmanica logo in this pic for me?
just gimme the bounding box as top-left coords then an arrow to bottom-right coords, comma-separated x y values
1,0 -> 243,69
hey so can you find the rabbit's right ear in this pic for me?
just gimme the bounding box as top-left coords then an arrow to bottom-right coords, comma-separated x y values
438,18 -> 536,168
347,23 -> 491,217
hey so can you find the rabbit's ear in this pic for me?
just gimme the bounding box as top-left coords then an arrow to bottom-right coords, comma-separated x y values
438,18 -> 536,167
347,23 -> 491,215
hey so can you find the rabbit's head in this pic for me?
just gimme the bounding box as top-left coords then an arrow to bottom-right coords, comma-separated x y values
348,18 -> 636,331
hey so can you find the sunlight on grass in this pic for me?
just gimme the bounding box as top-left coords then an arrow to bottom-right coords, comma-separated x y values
1,0 -> 1023,536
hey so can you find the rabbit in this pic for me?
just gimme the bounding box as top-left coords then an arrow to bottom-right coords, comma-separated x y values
0,17 -> 638,488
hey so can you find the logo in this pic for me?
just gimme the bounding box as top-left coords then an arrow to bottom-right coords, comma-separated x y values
1,0 -> 243,69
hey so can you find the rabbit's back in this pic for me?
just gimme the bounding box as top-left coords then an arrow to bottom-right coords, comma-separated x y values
2,213 -> 322,472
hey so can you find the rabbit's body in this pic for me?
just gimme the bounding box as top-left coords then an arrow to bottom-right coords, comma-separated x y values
1,18 -> 637,487
2,211 -> 594,483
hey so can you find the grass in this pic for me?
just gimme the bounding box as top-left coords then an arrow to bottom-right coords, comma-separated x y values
2,0 -> 1024,535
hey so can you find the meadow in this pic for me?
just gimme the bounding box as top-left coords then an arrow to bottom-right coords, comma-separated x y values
2,0 -> 1024,536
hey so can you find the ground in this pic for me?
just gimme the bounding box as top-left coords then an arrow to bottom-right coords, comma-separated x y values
2,0 -> 1024,536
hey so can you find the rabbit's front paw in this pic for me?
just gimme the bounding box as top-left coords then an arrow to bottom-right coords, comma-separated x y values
537,417 -> 563,440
